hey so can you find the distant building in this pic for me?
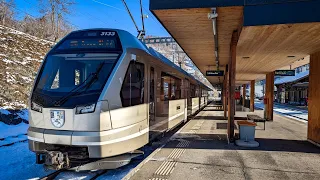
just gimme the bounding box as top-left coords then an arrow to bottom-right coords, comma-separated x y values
274,64 -> 309,106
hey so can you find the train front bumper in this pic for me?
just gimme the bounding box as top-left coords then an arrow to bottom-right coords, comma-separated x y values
28,120 -> 148,158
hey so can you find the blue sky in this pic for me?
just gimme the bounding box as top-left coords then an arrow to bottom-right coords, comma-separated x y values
14,0 -> 169,37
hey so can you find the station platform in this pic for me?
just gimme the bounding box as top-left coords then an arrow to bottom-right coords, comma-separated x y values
124,104 -> 320,180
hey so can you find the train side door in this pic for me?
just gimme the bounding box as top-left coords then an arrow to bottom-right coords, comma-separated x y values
149,67 -> 156,124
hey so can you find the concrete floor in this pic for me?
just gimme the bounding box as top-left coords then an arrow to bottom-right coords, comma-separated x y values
126,104 -> 320,180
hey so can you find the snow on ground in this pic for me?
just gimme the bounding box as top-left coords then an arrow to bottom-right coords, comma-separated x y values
0,137 -> 156,180
0,109 -> 10,115
0,142 -> 54,180
255,100 -> 308,121
17,109 -> 29,121
0,122 -> 28,139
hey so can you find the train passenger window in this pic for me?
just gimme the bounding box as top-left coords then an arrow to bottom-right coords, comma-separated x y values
161,72 -> 181,100
190,84 -> 196,98
120,62 -> 145,107
162,76 -> 170,101
195,87 -> 199,97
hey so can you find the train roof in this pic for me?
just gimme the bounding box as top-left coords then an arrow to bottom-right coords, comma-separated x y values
65,28 -> 212,90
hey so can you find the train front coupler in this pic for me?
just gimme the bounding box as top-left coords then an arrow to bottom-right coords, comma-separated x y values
44,151 -> 70,170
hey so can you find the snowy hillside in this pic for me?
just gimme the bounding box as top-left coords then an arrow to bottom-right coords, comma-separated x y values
0,25 -> 53,109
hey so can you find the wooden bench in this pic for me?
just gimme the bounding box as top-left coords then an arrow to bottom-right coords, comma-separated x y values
247,114 -> 266,130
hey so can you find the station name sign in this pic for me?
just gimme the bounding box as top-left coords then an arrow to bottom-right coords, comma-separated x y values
206,70 -> 224,76
275,70 -> 295,76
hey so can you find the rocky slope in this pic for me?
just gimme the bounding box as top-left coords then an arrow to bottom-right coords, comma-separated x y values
0,25 -> 53,109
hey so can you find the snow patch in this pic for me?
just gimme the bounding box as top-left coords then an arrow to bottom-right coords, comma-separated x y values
0,109 -> 10,115
0,121 -> 28,139
2,58 -> 15,64
0,142 -> 54,180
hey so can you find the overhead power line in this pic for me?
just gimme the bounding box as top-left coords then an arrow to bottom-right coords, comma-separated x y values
91,0 -> 126,12
121,0 -> 139,32
137,0 -> 168,35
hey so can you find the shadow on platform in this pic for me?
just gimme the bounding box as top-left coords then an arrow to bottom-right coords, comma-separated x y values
167,133 -> 320,154
194,115 -> 226,120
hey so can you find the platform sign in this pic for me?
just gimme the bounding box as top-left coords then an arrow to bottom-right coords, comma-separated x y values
206,70 -> 224,76
275,70 -> 295,76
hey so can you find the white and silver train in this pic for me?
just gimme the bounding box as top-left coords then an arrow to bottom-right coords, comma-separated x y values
27,29 -> 211,170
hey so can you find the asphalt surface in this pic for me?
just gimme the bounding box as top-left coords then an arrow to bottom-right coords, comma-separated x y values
127,104 -> 320,180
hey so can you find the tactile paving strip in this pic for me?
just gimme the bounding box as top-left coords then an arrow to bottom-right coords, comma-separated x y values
149,120 -> 204,179
154,160 -> 178,176
167,141 -> 190,160
152,140 -> 190,178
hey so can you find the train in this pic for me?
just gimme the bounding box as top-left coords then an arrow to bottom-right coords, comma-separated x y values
27,29 -> 211,170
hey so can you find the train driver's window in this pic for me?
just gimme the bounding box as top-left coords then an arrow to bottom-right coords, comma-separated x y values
75,69 -> 80,85
51,70 -> 59,89
120,62 -> 145,107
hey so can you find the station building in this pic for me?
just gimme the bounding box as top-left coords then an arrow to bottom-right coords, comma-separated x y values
150,0 -> 320,146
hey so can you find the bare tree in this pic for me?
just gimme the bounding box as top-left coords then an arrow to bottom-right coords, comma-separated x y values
0,0 -> 15,26
39,0 -> 75,41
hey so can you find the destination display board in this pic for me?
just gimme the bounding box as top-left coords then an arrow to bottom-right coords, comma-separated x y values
206,70 -> 224,76
275,70 -> 295,76
56,30 -> 121,51
59,39 -> 116,49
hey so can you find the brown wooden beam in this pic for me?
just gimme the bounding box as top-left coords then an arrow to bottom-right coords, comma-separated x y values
242,84 -> 246,106
265,72 -> 274,121
308,51 -> 320,145
227,30 -> 238,142
223,74 -> 227,118
250,80 -> 255,112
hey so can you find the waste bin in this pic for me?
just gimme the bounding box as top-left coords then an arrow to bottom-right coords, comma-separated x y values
238,121 -> 256,141
236,121 -> 259,147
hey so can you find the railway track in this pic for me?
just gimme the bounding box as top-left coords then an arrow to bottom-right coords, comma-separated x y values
40,169 -> 66,180
39,169 -> 109,180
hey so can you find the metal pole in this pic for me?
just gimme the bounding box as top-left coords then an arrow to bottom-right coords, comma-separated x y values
121,0 -> 139,32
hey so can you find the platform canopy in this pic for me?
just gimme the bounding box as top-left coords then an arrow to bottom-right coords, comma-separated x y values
149,0 -> 320,85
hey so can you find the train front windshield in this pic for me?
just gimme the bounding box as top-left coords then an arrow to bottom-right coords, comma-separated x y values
31,30 -> 122,108
32,53 -> 118,107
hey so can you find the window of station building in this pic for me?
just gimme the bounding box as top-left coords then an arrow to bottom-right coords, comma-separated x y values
120,62 -> 145,107
161,72 -> 181,101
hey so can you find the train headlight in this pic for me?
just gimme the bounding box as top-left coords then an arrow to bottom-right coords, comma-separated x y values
31,102 -> 42,113
76,103 -> 96,114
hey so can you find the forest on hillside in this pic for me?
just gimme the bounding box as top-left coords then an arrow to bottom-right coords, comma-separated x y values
0,0 -> 75,42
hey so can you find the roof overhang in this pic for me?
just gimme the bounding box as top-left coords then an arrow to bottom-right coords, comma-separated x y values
150,0 -> 320,85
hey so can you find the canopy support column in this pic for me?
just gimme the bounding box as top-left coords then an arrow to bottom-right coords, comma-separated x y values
227,30 -> 238,142
250,80 -> 255,112
265,72 -> 274,121
308,51 -> 320,146
223,75 -> 227,118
